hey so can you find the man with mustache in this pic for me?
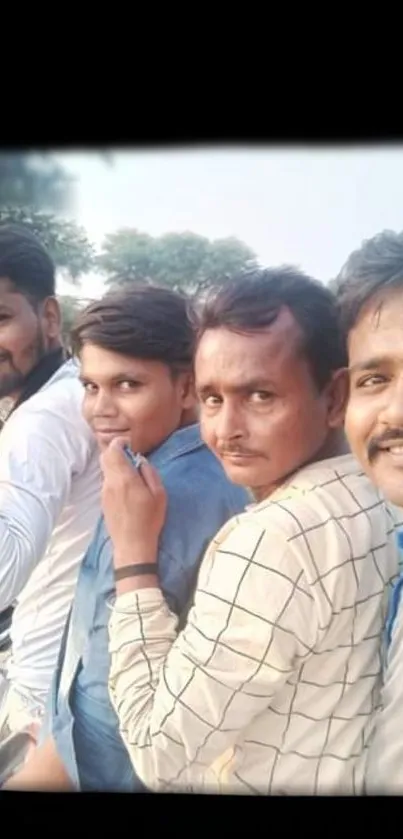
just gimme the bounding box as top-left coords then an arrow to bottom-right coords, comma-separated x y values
99,267 -> 400,794
335,230 -> 403,793
3,284 -> 248,791
0,225 -> 101,780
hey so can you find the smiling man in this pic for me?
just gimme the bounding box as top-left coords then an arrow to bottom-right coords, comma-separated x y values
335,230 -> 403,793
3,284 -> 248,791
100,267 -> 401,795
0,225 -> 101,783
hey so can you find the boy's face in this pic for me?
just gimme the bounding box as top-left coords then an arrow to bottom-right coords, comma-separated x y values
80,343 -> 195,454
345,290 -> 403,506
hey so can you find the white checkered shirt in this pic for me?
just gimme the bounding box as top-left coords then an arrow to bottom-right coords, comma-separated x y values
108,454 -> 402,794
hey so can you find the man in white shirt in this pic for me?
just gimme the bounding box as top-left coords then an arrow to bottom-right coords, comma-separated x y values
99,267 -> 401,794
0,225 -> 101,770
335,230 -> 403,793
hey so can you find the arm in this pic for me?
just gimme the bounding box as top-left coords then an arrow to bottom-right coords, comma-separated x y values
108,517 -> 318,791
0,401 -> 90,610
2,736 -> 74,792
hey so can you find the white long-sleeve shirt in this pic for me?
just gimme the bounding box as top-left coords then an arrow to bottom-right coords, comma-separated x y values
0,359 -> 101,725
108,454 -> 402,795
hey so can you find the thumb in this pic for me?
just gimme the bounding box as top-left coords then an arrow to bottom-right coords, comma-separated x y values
139,459 -> 165,498
101,436 -> 133,475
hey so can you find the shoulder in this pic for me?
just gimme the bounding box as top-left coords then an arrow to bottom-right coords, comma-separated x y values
160,442 -> 249,516
22,360 -> 86,423
157,443 -> 248,572
1,363 -> 95,465
214,456 -> 389,575
253,455 -> 384,535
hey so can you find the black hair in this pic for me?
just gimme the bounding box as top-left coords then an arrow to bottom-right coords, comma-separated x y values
334,230 -> 403,334
196,266 -> 347,390
0,223 -> 55,301
71,283 -> 195,372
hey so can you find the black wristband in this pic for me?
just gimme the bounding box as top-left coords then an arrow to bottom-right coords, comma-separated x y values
114,563 -> 158,581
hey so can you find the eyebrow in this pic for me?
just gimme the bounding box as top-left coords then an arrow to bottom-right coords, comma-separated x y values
197,378 -> 276,395
348,356 -> 392,375
79,372 -> 146,384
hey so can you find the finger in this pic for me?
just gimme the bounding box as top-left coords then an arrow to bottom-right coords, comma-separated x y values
138,459 -> 165,497
100,437 -> 136,476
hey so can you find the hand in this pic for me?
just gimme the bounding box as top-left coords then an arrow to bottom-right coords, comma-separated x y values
100,437 -> 167,569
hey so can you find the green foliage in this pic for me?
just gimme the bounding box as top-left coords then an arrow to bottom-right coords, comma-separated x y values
96,228 -> 154,285
97,228 -> 257,293
0,207 -> 95,284
0,153 -> 257,297
0,153 -> 74,212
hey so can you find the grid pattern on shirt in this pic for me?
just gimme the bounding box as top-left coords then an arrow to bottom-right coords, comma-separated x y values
108,455 -> 403,794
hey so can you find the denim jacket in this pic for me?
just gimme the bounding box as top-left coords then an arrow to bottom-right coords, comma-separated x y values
43,424 -> 248,790
385,530 -> 403,648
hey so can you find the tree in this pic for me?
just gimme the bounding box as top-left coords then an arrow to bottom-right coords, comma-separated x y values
97,228 -> 257,293
152,232 -> 212,292
0,207 -> 95,284
0,153 -> 74,212
195,237 -> 257,292
96,228 -> 154,285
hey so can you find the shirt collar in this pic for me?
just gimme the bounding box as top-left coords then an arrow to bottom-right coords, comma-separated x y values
148,423 -> 203,469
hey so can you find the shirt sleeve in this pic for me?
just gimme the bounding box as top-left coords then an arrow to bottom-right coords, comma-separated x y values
0,398 -> 92,610
108,515 -> 319,791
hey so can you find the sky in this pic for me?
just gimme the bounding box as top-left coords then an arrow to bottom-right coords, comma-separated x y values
55,146 -> 403,298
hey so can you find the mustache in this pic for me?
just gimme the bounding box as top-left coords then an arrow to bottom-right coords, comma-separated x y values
367,428 -> 403,463
218,446 -> 259,457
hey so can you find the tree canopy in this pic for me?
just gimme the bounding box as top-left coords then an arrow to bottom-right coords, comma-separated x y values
0,153 -> 74,212
0,207 -> 95,284
96,228 -> 257,293
0,154 -> 258,296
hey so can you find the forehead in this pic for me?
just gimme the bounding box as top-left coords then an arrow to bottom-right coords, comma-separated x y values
0,277 -> 31,311
348,291 -> 403,367
195,308 -> 305,388
80,343 -> 170,381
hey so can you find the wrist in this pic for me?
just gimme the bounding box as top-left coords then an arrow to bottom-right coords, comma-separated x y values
113,545 -> 158,569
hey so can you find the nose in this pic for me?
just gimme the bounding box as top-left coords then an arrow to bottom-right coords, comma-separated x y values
213,400 -> 246,445
90,388 -> 119,419
379,376 -> 403,427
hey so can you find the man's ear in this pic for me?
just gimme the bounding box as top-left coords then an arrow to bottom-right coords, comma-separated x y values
41,297 -> 61,341
178,370 -> 197,410
325,368 -> 350,429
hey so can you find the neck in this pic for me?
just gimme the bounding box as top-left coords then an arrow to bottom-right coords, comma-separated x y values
7,345 -> 65,412
253,430 -> 350,503
312,428 -> 350,463
179,407 -> 199,428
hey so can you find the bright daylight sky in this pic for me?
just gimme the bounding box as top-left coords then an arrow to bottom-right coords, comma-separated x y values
56,146 -> 403,299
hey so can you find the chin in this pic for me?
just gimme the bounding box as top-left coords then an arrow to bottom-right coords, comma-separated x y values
372,475 -> 403,508
220,461 -> 262,489
95,432 -> 132,451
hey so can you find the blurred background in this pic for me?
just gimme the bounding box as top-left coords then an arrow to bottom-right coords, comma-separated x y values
1,145 -> 403,346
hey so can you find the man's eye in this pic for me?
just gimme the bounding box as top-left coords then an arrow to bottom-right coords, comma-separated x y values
203,395 -> 221,407
82,382 -> 98,394
118,380 -> 141,391
356,375 -> 386,388
250,391 -> 274,402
